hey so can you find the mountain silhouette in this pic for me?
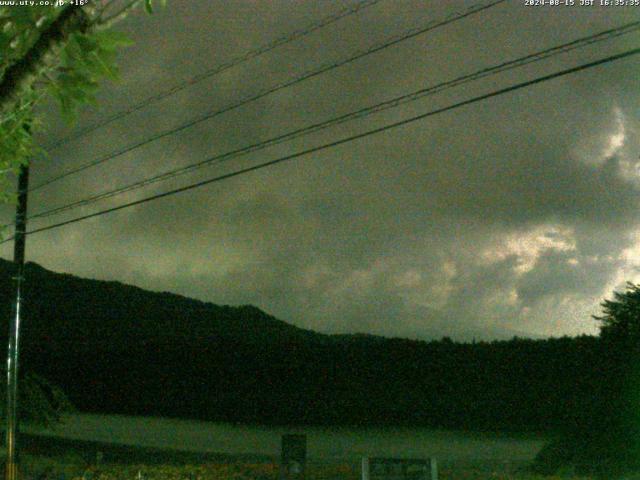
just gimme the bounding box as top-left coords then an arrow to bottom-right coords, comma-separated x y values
0,258 -> 602,431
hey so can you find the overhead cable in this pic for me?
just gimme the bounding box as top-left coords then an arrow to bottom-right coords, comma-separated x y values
2,46 -> 636,244
45,0 -> 385,150
24,20 -> 640,223
31,0 -> 507,192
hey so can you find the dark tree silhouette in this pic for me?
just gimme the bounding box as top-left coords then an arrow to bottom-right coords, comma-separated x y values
595,282 -> 640,343
535,283 -> 640,477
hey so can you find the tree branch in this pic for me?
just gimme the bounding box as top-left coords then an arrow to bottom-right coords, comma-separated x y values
96,0 -> 141,30
0,5 -> 92,116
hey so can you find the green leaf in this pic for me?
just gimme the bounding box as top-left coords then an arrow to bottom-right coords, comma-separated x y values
144,0 -> 153,14
93,30 -> 133,50
0,31 -> 11,53
75,33 -> 99,54
88,51 -> 118,80
63,34 -> 83,64
8,7 -> 34,27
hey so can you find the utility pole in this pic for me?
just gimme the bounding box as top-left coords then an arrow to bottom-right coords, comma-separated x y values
5,163 -> 30,480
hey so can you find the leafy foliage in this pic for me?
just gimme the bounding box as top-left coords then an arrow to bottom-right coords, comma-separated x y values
0,1 -> 163,202
50,29 -> 132,121
594,282 -> 640,343
0,97 -> 39,204
0,370 -> 73,427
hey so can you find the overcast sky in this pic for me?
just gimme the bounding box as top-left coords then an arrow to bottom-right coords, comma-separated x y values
2,0 -> 639,341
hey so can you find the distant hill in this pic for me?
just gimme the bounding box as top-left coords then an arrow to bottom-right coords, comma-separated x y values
0,259 -> 318,345
0,259 -> 605,432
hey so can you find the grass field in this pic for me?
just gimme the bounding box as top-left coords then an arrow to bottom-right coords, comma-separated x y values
13,414 -> 602,479
24,414 -> 547,464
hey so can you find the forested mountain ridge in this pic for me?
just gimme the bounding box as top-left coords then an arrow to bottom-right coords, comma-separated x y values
0,259 -> 607,432
0,259 -> 316,346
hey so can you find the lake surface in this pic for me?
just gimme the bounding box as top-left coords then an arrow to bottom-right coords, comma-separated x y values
26,413 -> 546,464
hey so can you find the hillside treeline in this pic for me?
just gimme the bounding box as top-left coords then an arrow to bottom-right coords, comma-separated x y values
0,260 -> 625,433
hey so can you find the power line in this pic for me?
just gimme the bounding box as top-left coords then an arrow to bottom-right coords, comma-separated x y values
24,20 -> 640,223
3,46 -> 637,244
31,0 -> 507,192
44,0 -> 385,151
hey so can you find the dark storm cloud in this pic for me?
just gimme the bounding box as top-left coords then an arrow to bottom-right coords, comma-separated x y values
3,0 -> 640,340
516,249 -> 620,306
424,147 -> 640,226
